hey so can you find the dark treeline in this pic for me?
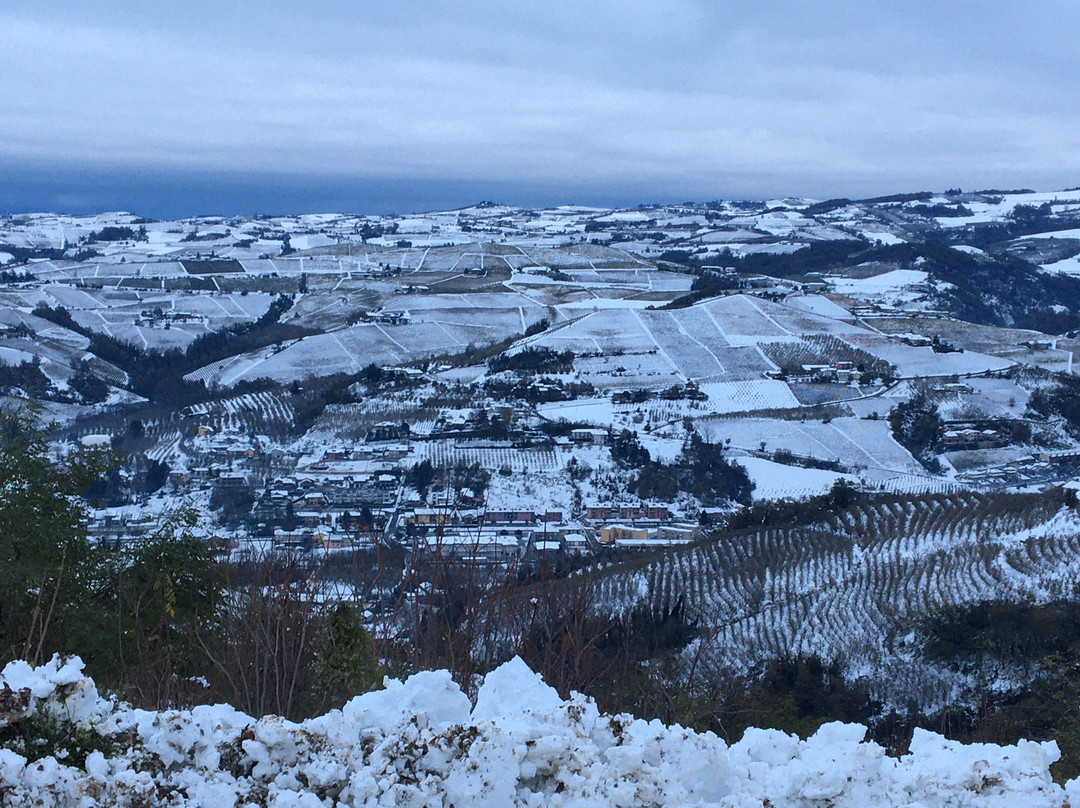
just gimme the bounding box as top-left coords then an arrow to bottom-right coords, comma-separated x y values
31,295 -> 317,405
663,232 -> 1080,333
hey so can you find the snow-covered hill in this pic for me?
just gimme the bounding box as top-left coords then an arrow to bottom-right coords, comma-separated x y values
0,654 -> 1075,807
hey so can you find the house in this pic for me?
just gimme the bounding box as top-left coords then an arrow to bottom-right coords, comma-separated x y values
895,333 -> 933,347
643,503 -> 669,520
563,533 -> 593,555
409,508 -> 454,527
656,524 -> 702,542
483,509 -> 538,526
586,505 -> 614,521
599,524 -> 650,543
571,428 -> 608,446
300,491 -> 328,509
1037,450 -> 1080,464
294,510 -> 325,528
417,528 -> 525,566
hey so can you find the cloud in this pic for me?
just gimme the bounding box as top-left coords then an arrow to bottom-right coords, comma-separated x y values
2,2 -> 1080,201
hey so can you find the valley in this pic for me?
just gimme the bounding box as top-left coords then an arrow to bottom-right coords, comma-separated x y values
7,188 -> 1080,758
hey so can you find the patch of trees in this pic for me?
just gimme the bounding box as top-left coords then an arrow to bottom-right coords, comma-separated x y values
939,210 -> 1080,251
406,459 -> 436,497
0,356 -> 111,404
0,244 -> 67,264
210,484 -> 256,529
705,655 -> 879,743
1009,202 -> 1055,226
69,360 -> 110,403
482,376 -> 595,404
655,249 -> 696,266
726,240 -> 867,279
288,373 -> 357,435
86,225 -> 147,243
662,241 -> 872,309
31,303 -> 83,334
31,296 -> 319,406
862,242 -> 1080,331
407,460 -> 490,503
916,600 -> 1080,781
181,228 -> 230,244
0,269 -> 35,283
488,347 -> 575,375
523,317 -> 550,337
1028,374 -> 1080,432
612,389 -> 652,404
505,585 -> 1080,780
726,479 -> 862,530
514,597 -> 700,714
631,434 -> 753,505
801,192 -> 935,215
770,448 -> 843,472
662,269 -> 741,309
659,383 -> 707,401
609,430 -> 651,468
908,203 -> 973,218
182,294 -> 307,368
536,419 -> 596,438
658,231 -> 1080,332
0,408 -> 113,668
0,358 -> 51,399
357,221 -> 398,242
889,392 -> 944,472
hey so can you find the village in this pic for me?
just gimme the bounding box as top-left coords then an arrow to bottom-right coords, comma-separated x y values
3,191 -> 1080,581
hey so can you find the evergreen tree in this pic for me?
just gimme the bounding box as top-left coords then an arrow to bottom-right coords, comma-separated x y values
0,407 -> 104,664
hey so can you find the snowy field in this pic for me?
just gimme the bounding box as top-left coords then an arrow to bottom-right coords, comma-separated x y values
696,380 -> 801,413
527,297 -> 806,387
1040,255 -> 1080,276
700,416 -> 926,476
935,188 -> 1080,227
736,456 -> 853,501
782,294 -> 856,321
828,269 -> 929,298
840,332 -> 1013,377
187,309 -> 546,386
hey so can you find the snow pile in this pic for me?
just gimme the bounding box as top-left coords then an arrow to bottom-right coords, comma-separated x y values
0,655 -> 1076,807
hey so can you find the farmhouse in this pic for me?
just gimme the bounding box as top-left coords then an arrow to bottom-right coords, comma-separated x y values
417,527 -> 525,566
571,428 -> 608,445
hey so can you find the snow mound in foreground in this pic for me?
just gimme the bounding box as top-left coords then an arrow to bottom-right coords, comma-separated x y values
0,654 -> 1076,807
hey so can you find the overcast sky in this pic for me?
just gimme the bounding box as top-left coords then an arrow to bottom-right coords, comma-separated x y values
3,1 -> 1079,215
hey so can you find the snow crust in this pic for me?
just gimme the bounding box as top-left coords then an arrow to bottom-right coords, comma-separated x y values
0,655 -> 1076,807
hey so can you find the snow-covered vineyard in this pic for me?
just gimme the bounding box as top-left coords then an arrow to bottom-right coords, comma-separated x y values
1,655 -> 1076,808
590,491 -> 1080,709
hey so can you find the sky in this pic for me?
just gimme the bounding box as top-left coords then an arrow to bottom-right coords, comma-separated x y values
2,1 -> 1079,217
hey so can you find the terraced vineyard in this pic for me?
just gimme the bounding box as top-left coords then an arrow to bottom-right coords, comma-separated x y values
185,390 -> 297,437
587,491 -> 1080,709
414,441 -> 560,472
